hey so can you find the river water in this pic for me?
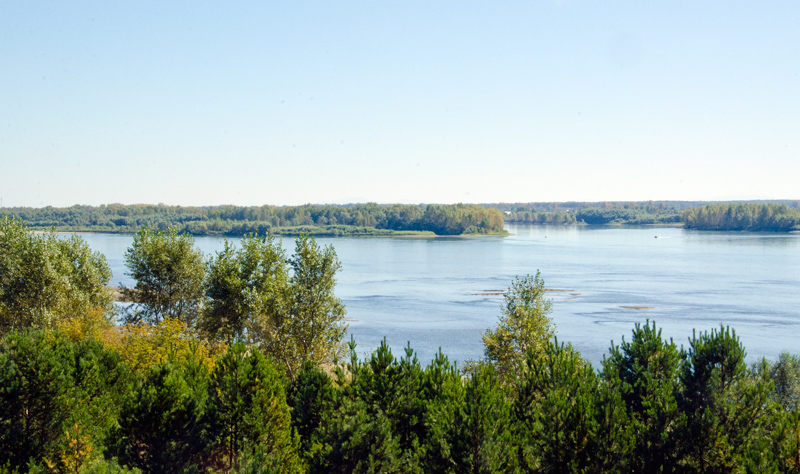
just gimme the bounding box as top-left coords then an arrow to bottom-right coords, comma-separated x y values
77,225 -> 800,367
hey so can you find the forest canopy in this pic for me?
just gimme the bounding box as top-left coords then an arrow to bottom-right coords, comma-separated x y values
5,200 -> 800,235
683,203 -> 800,232
4,203 -> 505,236
3,316 -> 800,472
2,219 -> 800,472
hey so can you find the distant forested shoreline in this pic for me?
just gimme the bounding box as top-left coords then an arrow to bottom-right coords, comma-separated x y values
2,203 -> 505,236
3,200 -> 799,235
3,213 -> 800,472
501,205 -> 682,225
496,200 -> 800,228
683,203 -> 800,232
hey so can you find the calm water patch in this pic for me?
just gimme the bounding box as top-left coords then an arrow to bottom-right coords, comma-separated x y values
74,225 -> 800,367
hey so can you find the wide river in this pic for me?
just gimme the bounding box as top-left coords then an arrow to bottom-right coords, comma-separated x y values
77,224 -> 800,367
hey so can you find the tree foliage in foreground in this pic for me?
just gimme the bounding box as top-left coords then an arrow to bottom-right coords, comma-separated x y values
602,321 -> 684,472
201,234 -> 348,381
205,343 -> 300,473
4,219 -> 800,472
0,331 -> 132,472
482,272 -> 554,380
3,320 -> 800,472
0,218 -> 347,387
122,227 -> 348,380
121,227 -> 206,326
281,235 -> 347,377
515,341 -> 600,472
0,216 -> 113,335
201,234 -> 288,345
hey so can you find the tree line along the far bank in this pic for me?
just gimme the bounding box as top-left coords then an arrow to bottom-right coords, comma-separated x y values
4,201 -> 800,236
3,203 -> 505,236
3,216 -> 800,473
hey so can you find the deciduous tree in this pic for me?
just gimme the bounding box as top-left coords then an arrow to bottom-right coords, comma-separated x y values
258,235 -> 347,380
201,234 -> 288,344
482,271 -> 554,380
110,318 -> 219,375
121,227 -> 205,325
767,351 -> 800,411
0,217 -> 113,334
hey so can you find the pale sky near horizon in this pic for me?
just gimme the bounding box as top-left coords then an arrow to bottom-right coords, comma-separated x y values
1,1 -> 798,208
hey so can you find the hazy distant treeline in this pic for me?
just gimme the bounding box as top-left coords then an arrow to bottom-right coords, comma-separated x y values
504,205 -> 682,225
4,203 -> 505,236
502,202 -> 800,228
683,203 -> 800,232
485,199 -> 800,212
503,209 -> 579,224
3,217 -> 800,472
6,201 -> 800,234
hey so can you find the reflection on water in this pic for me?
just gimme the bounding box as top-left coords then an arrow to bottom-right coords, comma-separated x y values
72,225 -> 800,367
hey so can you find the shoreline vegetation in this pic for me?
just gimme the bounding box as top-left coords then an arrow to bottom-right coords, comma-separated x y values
3,200 -> 800,235
682,202 -> 800,232
3,203 -> 505,236
4,217 -> 800,472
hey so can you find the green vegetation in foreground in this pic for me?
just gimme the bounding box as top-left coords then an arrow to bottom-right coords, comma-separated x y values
5,325 -> 800,473
0,218 -> 800,474
3,218 -> 800,472
4,202 -> 504,236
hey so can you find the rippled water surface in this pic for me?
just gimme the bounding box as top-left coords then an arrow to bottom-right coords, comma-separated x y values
77,225 -> 800,366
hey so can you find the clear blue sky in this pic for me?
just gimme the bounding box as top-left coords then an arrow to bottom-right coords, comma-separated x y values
2,1 -> 798,207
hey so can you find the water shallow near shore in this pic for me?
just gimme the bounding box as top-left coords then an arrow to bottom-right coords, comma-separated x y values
76,224 -> 800,367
